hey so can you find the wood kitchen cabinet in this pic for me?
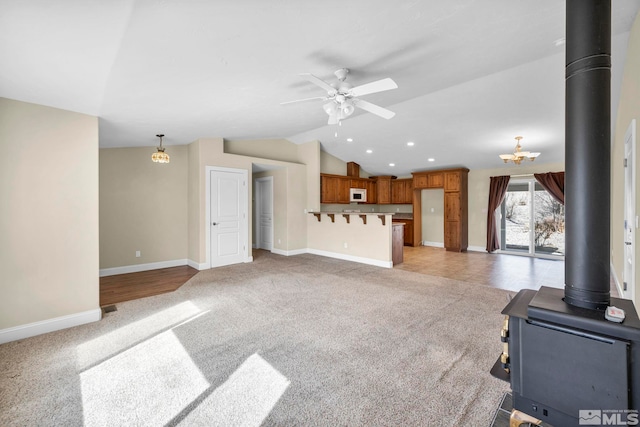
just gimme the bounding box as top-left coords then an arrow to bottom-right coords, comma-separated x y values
391,178 -> 413,204
321,173 -> 377,204
392,223 -> 404,265
376,176 -> 392,204
428,173 -> 444,188
365,179 -> 377,204
393,219 -> 414,246
350,178 -> 366,189
411,168 -> 468,251
321,174 -> 350,204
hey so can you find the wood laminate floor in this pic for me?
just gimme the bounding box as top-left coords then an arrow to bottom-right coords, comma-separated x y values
100,265 -> 198,307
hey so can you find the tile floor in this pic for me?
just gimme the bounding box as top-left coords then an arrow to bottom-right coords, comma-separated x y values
396,246 -> 618,297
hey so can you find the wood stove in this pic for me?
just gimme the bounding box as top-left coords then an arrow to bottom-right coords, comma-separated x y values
491,1 -> 640,425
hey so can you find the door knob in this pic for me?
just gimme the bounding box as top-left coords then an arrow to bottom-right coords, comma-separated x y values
212,222 -> 218,226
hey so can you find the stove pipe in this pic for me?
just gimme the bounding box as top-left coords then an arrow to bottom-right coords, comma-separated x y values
564,0 -> 611,310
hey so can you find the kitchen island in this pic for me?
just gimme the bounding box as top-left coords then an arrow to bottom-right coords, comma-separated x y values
307,211 -> 397,268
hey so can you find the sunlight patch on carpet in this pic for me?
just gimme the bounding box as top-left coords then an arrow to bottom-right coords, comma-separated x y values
76,301 -> 202,369
80,330 -> 210,426
180,353 -> 290,426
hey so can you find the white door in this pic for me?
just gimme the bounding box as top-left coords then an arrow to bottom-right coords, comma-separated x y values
210,169 -> 247,268
623,119 -> 636,300
255,177 -> 273,250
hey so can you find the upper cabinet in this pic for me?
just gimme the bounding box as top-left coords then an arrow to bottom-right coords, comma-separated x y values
376,176 -> 392,204
320,173 -> 377,204
320,173 -> 412,205
391,178 -> 413,204
321,174 -> 350,204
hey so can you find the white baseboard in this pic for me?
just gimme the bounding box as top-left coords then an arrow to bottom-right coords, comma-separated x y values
610,261 -> 626,299
100,259 -> 189,277
306,248 -> 393,268
187,259 -> 208,270
467,245 -> 486,252
271,248 -> 307,256
0,308 -> 102,345
422,241 -> 444,248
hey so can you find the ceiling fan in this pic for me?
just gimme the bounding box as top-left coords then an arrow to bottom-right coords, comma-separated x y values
281,68 -> 398,125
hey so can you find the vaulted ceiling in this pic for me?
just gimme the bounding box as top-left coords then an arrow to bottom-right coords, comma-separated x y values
2,1 -> 639,176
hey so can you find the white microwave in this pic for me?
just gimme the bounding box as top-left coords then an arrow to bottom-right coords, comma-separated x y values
350,188 -> 367,203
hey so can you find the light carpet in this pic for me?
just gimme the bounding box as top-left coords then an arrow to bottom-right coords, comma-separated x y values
0,251 -> 512,426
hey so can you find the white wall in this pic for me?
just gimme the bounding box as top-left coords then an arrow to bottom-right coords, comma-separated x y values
612,12 -> 640,306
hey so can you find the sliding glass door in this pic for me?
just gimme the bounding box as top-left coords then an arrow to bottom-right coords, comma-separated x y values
499,178 -> 565,258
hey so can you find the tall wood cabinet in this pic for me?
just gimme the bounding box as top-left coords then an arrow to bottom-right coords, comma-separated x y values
412,168 -> 468,252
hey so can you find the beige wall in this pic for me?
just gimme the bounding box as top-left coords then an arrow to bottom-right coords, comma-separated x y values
297,140 -> 321,211
421,189 -> 445,245
98,137 -> 315,270
320,150 -> 348,175
99,146 -> 189,269
0,98 -> 99,330
187,138 -> 312,265
468,162 -> 565,250
612,12 -> 640,306
307,214 -> 392,264
224,138 -> 301,164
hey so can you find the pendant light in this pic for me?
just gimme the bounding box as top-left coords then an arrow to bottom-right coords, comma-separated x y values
152,134 -> 170,163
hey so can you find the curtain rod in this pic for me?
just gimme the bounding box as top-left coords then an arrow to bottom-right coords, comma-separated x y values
510,173 -> 534,178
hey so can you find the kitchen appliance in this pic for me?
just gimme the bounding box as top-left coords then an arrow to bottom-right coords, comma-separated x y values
350,188 -> 367,203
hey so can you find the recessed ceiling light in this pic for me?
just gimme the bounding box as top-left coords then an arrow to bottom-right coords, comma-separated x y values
428,158 -> 435,162
366,149 -> 373,154
347,138 -> 353,142
407,141 -> 415,146
389,163 -> 395,167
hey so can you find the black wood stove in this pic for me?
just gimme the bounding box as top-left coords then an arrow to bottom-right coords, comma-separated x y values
491,1 -> 640,426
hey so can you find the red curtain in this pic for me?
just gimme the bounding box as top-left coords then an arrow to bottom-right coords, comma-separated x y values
534,172 -> 565,205
486,175 -> 511,253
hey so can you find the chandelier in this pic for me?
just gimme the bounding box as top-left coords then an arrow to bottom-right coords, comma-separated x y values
152,134 -> 170,163
499,136 -> 540,164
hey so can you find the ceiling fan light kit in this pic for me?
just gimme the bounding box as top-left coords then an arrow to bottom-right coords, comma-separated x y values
283,68 -> 398,125
152,134 -> 170,163
499,136 -> 540,164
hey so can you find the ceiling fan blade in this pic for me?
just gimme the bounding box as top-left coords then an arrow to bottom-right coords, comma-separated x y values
349,78 -> 398,97
353,99 -> 396,119
299,73 -> 336,93
280,96 -> 327,105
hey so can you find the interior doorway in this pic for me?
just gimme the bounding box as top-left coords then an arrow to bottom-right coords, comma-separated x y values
255,176 -> 273,251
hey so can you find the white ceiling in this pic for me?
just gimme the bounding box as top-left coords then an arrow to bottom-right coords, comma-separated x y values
2,1 -> 639,176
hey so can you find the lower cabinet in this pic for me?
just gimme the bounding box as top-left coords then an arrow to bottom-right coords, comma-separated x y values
393,219 -> 413,246
392,223 -> 404,265
444,221 -> 461,251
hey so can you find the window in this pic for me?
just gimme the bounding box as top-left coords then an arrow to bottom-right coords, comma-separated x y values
499,178 -> 565,258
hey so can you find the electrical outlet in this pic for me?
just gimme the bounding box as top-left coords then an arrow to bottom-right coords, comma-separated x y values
135,250 -> 141,258
278,239 -> 281,244
344,242 -> 348,249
